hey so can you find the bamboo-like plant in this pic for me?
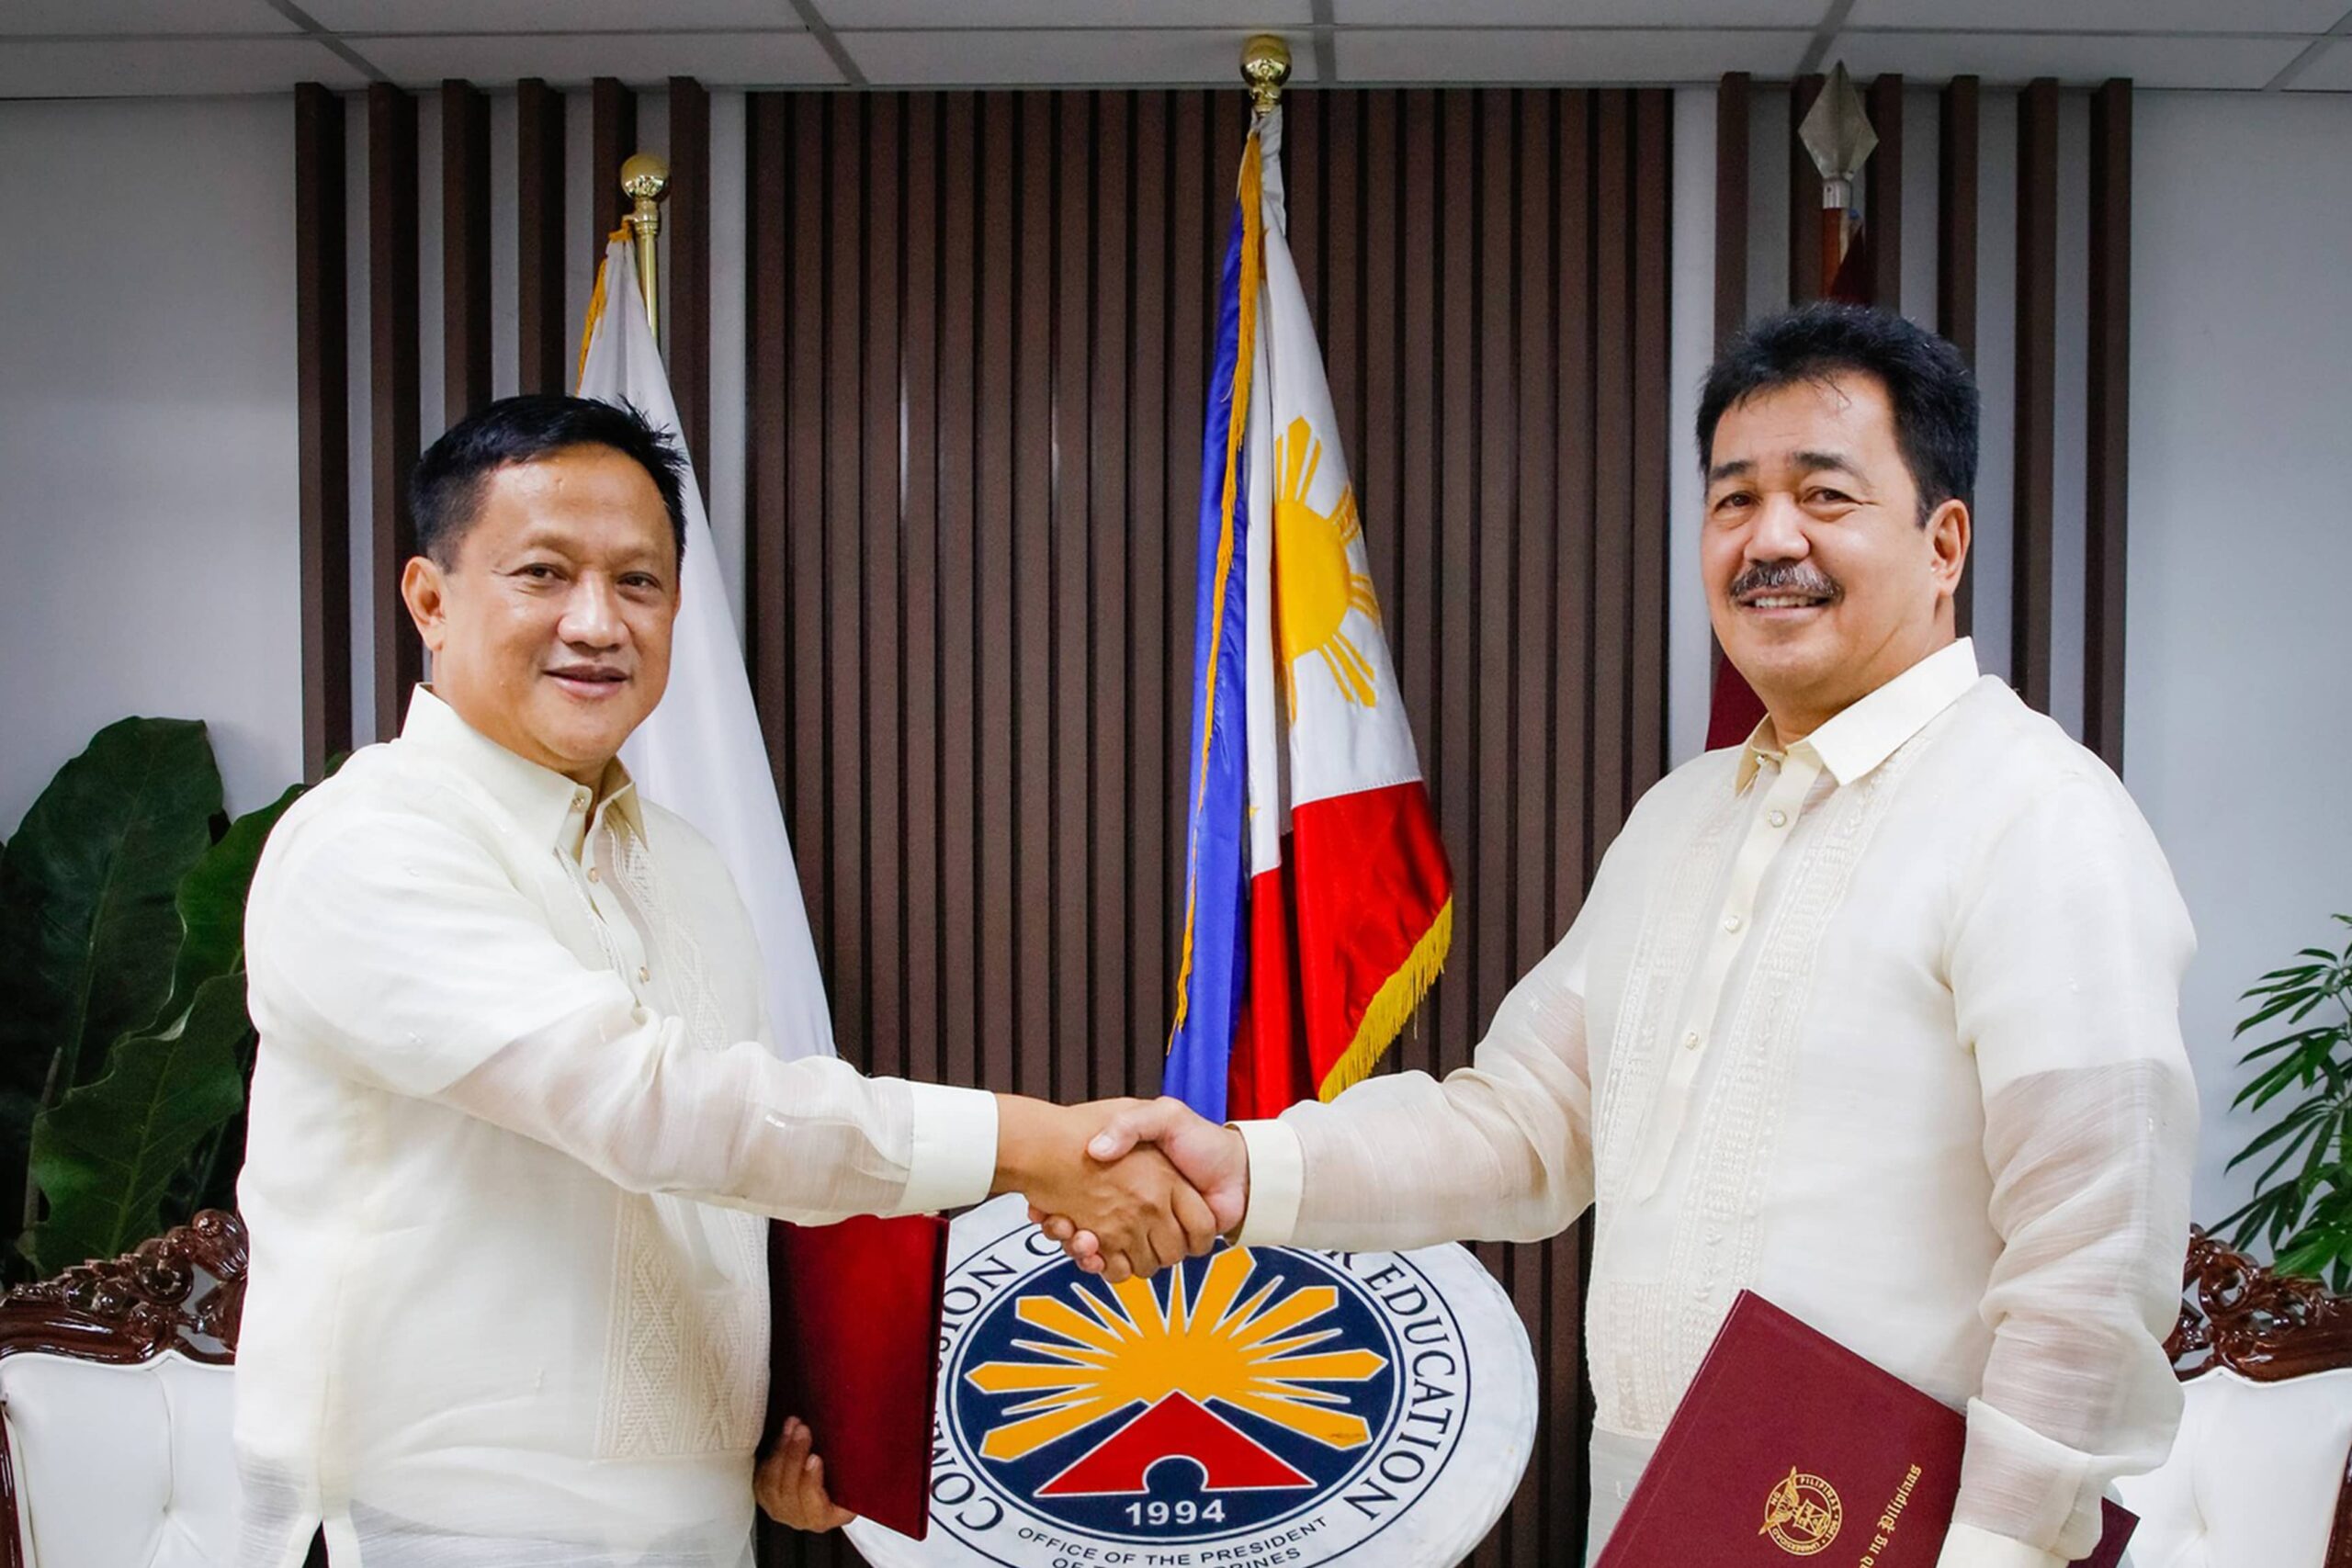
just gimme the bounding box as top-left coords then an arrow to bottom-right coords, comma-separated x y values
0,718 -> 303,1279
2218,915 -> 2352,1292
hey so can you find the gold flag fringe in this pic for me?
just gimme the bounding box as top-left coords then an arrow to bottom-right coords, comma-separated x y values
1314,897 -> 1453,1101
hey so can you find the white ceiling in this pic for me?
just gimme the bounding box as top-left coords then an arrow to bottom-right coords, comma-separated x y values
3,0 -> 2348,96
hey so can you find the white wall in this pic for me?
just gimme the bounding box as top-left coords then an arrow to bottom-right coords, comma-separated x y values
0,97 -> 303,829
2128,90 -> 2352,1227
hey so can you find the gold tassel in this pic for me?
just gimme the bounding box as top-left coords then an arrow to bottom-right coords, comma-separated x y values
1315,899 -> 1453,1100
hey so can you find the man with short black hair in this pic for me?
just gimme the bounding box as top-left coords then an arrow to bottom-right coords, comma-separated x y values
234,395 -> 1225,1567
1059,303 -> 2200,1568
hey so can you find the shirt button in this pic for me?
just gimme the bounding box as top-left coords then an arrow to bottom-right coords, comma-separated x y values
1723,913 -> 1744,933
1681,1031 -> 1702,1051
1767,809 -> 1788,829
586,866 -> 600,883
638,965 -> 650,983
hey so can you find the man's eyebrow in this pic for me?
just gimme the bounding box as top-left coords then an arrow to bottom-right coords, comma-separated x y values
1792,449 -> 1860,476
1705,458 -> 1754,484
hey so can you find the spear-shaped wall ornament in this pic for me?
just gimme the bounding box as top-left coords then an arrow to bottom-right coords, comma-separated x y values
1799,62 -> 1878,301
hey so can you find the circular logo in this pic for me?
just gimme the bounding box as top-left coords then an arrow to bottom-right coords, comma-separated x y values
848,1195 -> 1537,1568
1760,1469 -> 1843,1557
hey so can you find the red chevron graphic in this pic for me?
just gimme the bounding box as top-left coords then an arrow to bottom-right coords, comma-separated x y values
1035,1393 -> 1315,1497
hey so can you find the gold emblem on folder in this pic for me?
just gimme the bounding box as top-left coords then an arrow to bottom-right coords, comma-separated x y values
1759,1468 -> 1843,1556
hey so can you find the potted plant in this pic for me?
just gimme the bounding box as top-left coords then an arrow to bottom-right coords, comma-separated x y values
2217,914 -> 2352,1292
0,718 -> 305,1280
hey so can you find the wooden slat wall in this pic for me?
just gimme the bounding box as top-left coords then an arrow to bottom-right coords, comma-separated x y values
591,77 -> 637,242
294,83 -> 350,781
2085,80 -> 2132,771
441,80 -> 491,423
1787,73 -> 1826,302
743,85 -> 1676,1568
515,77 -> 567,396
1865,73 -> 1904,308
668,77 -> 712,470
366,82 -> 421,740
2012,78 -> 2061,714
1939,75 -> 1981,635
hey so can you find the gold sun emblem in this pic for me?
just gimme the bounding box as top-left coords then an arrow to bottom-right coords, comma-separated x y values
964,1248 -> 1387,1462
1272,416 -> 1385,713
1759,1468 -> 1843,1557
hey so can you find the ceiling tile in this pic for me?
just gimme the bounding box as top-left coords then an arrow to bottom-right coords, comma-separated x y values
303,0 -> 801,31
0,37 -> 365,94
2286,37 -> 2352,88
1335,0 -> 1824,24
1825,30 -> 2306,87
1337,27 -> 1810,82
819,0 -> 1310,25
0,0 -> 297,35
841,28 -> 1325,85
1845,0 -> 2346,31
354,30 -> 839,86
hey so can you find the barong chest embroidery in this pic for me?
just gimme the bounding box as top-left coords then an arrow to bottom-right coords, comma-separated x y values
1589,734 -> 1926,1438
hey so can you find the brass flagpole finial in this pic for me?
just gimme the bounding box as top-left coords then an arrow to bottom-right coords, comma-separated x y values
1240,34 -> 1292,115
619,151 -> 669,349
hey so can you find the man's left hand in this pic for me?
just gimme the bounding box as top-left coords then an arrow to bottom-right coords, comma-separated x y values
757,1418 -> 854,1533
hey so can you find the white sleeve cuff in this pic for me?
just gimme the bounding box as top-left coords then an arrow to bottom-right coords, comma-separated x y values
1934,1523 -> 2064,1568
901,1082 -> 1000,1213
1232,1119 -> 1304,1247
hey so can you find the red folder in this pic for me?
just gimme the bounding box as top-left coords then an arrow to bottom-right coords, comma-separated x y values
1595,1291 -> 2135,1568
764,1213 -> 949,1540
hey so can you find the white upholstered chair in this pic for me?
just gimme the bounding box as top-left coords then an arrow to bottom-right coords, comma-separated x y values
2117,1228 -> 2352,1568
0,1213 -> 248,1568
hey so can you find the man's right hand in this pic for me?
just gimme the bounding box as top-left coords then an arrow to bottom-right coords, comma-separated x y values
991,1096 -> 1220,1282
1031,1098 -> 1250,1274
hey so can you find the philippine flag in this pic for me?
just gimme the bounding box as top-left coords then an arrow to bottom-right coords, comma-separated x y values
1165,104 -> 1453,1123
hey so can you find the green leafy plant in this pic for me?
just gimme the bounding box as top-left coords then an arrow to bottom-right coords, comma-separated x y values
0,718 -> 304,1279
2218,914 -> 2352,1292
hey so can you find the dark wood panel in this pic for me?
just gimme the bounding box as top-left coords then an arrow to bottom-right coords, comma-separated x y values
294,83 -> 351,782
367,83 -> 421,740
514,78 -> 566,395
1714,72 -> 1750,345
1788,73 -> 1826,303
439,79 -> 490,425
744,92 -> 789,786
1938,76 -> 1980,634
733,86 -> 1673,1566
590,76 -> 636,244
669,76 -> 712,472
2086,79 -> 2132,770
1866,73 -> 1904,310
2012,78 -> 2059,713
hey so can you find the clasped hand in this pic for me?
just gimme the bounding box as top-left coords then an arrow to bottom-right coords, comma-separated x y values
997,1096 -> 1250,1281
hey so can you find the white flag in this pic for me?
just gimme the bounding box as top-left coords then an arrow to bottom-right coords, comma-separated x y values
577,237 -> 835,1062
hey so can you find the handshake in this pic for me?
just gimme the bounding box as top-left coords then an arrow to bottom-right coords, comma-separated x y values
992,1095 -> 1254,1282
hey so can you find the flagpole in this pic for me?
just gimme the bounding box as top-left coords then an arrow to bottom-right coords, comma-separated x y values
1240,33 -> 1291,111
619,151 -> 667,350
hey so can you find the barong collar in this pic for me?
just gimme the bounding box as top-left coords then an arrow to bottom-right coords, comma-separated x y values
400,683 -> 644,861
1736,637 -> 1981,794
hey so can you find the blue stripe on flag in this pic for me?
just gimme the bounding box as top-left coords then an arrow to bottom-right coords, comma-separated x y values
1164,199 -> 1252,1123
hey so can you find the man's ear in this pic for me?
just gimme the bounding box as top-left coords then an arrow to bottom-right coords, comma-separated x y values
401,555 -> 449,654
1928,498 -> 1970,604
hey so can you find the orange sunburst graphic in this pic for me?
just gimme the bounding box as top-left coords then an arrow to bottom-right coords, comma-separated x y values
964,1247 -> 1387,1466
1272,416 -> 1385,713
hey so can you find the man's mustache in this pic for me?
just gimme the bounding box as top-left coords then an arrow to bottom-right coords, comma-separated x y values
1729,561 -> 1839,602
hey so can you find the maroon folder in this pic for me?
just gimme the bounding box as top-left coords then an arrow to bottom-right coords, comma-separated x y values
764,1213 -> 949,1540
1594,1291 -> 2134,1568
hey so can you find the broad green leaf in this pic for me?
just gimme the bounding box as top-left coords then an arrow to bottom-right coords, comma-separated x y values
0,718 -> 220,1100
166,782 -> 304,1003
21,972 -> 249,1276
2236,987 -> 2321,1034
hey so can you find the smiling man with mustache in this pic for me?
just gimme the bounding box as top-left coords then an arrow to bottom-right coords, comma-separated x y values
1054,303 -> 2200,1568
232,396 -> 1223,1568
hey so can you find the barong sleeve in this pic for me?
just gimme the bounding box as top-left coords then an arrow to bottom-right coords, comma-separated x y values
1232,913 -> 1598,1253
1939,773 -> 2199,1567
244,807 -> 999,1224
